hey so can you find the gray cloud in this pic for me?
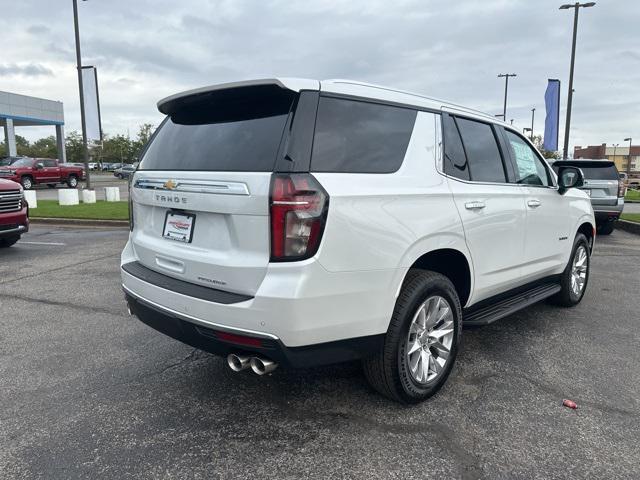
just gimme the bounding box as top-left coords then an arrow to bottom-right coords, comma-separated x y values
0,0 -> 638,148
0,63 -> 53,77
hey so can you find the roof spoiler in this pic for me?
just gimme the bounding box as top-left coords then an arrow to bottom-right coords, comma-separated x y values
157,78 -> 319,115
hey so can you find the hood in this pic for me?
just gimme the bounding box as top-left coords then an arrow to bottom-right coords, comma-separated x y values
0,178 -> 21,190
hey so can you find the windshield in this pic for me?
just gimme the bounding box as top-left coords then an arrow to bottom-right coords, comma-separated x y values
8,158 -> 34,168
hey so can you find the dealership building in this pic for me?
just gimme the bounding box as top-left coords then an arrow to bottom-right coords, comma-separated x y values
0,90 -> 66,162
574,143 -> 639,173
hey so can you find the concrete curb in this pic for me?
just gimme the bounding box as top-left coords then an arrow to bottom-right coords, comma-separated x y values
616,220 -> 640,235
30,217 -> 129,228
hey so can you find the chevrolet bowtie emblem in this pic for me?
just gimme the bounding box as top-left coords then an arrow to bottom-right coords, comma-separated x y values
164,179 -> 177,190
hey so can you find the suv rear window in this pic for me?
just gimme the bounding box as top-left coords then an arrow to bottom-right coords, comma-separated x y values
552,164 -> 618,180
311,97 -> 417,173
139,90 -> 294,171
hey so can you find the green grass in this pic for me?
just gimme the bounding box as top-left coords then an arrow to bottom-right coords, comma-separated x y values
625,189 -> 640,201
31,200 -> 129,220
621,213 -> 640,223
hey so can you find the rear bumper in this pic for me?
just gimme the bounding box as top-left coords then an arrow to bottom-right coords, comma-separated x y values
120,239 -> 398,349
124,289 -> 383,368
593,199 -> 624,223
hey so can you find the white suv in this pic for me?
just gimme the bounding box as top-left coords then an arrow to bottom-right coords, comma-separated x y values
121,78 -> 595,403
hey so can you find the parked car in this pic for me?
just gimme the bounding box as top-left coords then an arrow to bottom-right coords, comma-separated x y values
552,160 -> 624,235
88,162 -> 98,171
114,164 -> 136,179
121,78 -> 595,403
0,157 -> 85,190
0,178 -> 29,248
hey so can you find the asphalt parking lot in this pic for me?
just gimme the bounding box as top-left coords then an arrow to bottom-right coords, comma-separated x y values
1,226 -> 639,479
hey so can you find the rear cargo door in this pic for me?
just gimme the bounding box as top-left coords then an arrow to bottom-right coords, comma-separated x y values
130,84 -> 300,297
580,165 -> 619,206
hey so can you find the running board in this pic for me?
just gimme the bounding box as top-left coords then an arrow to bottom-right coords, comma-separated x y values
463,283 -> 561,326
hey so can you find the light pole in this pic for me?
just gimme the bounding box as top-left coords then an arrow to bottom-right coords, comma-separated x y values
72,0 -> 91,189
530,108 -> 535,141
497,73 -> 517,121
559,2 -> 596,159
612,143 -> 618,164
624,137 -> 633,176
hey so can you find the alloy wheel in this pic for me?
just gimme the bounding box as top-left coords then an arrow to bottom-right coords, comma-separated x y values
571,245 -> 588,297
405,296 -> 454,384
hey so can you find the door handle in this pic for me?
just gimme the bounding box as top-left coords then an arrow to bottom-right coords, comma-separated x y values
465,201 -> 486,210
527,199 -> 541,208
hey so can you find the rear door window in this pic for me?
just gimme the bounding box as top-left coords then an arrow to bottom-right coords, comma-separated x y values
504,130 -> 551,186
139,90 -> 295,171
311,97 -> 417,173
455,117 -> 507,183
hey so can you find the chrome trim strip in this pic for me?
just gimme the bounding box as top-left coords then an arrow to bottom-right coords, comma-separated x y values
134,178 -> 250,196
121,283 -> 280,341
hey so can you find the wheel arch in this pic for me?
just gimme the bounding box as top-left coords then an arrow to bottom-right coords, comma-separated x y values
398,247 -> 473,308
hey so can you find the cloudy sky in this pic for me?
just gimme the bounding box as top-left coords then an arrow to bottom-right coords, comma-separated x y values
1,0 -> 638,150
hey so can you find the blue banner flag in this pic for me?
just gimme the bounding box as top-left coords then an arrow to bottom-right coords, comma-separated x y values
543,79 -> 560,152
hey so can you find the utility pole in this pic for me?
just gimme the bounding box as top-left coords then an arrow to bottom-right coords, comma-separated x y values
559,2 -> 596,159
72,0 -> 91,189
530,108 -> 535,141
497,73 -> 517,121
624,137 -> 633,176
612,143 -> 618,164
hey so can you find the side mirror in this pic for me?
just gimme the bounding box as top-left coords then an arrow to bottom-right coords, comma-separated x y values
557,166 -> 584,194
35,162 -> 44,170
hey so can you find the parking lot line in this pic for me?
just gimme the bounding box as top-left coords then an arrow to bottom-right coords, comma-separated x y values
19,241 -> 67,246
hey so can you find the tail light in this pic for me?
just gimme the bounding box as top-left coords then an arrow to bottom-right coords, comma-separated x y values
618,180 -> 626,198
270,173 -> 329,261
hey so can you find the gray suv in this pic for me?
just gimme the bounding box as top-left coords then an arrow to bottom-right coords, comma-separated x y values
553,160 -> 624,235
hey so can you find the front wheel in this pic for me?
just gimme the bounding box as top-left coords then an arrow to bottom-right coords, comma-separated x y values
551,233 -> 590,307
20,176 -> 33,190
67,175 -> 78,188
363,270 -> 462,403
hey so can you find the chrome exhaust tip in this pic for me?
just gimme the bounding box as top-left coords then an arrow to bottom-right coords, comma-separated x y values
250,356 -> 278,375
227,353 -> 251,372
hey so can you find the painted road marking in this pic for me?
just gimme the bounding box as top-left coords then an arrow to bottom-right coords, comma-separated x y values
19,241 -> 67,246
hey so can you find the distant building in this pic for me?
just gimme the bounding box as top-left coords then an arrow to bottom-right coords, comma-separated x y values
0,91 -> 66,161
574,143 -> 639,173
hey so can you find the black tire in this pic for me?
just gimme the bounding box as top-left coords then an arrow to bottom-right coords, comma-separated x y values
363,270 -> 462,403
551,233 -> 590,307
67,175 -> 78,188
20,176 -> 33,190
597,223 -> 614,235
0,235 -> 20,248
116,174 -> 123,179
47,184 -> 56,189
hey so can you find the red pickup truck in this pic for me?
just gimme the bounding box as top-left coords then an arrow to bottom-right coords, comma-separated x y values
0,178 -> 29,248
0,157 -> 85,190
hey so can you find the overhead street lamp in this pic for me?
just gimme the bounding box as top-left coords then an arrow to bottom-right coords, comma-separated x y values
559,2 -> 596,160
624,137 -> 633,175
612,143 -> 619,163
530,107 -> 535,141
72,0 -> 91,189
497,73 -> 517,121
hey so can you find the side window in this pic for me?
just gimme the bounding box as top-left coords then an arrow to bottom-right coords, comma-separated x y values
455,117 -> 507,183
442,114 -> 470,180
311,97 -> 417,173
504,130 -> 551,186
44,160 -> 57,167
